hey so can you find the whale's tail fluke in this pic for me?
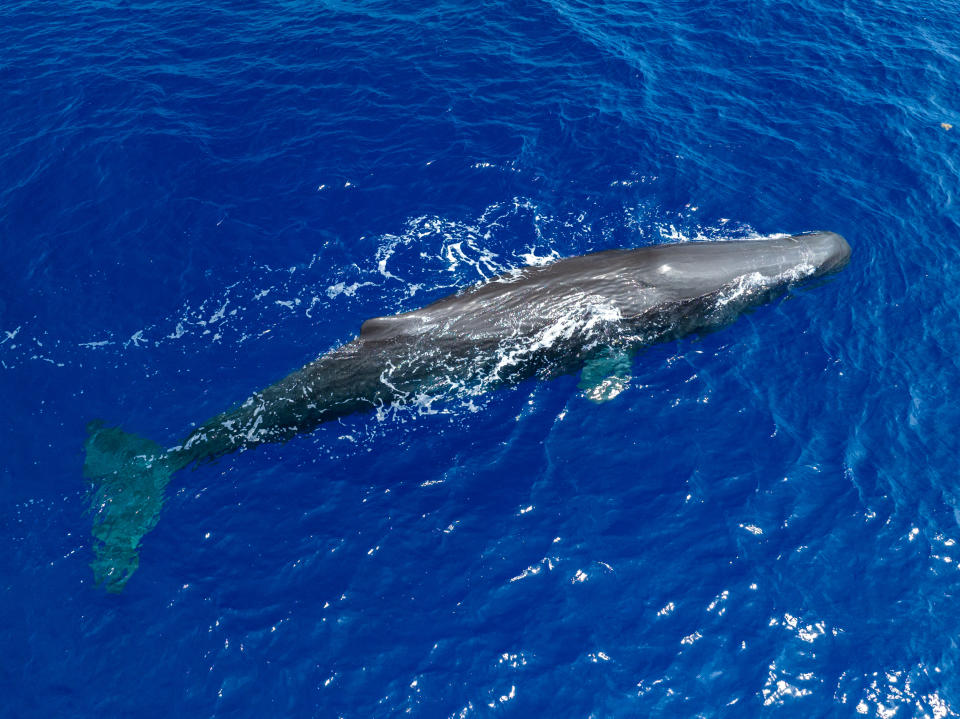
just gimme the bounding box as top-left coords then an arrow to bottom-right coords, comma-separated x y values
83,420 -> 173,593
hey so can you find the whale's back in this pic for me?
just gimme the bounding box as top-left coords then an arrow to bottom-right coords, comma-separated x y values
357,249 -> 664,344
354,235 -> 849,345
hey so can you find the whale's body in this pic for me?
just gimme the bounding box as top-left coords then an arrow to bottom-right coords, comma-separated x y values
84,232 -> 850,590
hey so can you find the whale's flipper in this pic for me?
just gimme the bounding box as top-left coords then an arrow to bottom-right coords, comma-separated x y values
578,349 -> 632,403
83,421 -> 172,593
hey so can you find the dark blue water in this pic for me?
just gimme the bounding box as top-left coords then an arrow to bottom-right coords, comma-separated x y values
4,1 -> 960,716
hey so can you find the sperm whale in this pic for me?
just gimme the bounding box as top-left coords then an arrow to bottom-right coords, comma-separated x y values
84,232 -> 851,591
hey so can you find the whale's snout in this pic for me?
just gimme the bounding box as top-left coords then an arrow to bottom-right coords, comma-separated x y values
799,231 -> 851,276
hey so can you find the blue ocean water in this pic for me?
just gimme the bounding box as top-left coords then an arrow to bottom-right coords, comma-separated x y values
3,0 -> 960,715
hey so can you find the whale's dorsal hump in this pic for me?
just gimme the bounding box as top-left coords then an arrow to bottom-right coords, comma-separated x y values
359,313 -> 426,342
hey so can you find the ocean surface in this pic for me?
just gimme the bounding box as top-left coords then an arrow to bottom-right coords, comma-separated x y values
3,1 -> 960,716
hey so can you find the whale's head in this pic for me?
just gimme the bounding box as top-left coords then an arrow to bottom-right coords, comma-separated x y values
606,231 -> 851,340
791,231 -> 852,277
636,232 -> 851,305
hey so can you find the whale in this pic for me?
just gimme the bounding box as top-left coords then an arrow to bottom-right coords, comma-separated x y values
83,231 -> 850,591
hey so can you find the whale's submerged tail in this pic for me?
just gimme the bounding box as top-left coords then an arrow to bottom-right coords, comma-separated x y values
83,421 -> 174,593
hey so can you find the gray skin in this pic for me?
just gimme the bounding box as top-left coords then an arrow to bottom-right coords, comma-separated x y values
85,231 -> 850,591
172,231 -> 850,466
